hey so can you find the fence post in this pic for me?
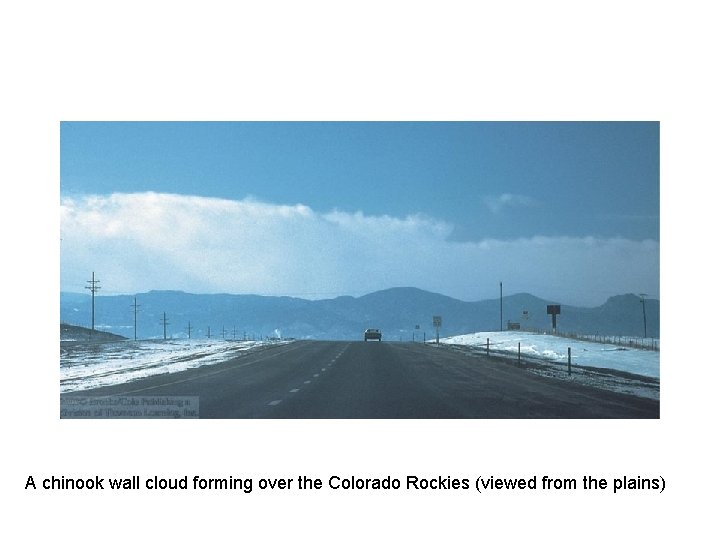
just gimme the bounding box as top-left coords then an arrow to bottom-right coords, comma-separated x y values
568,347 -> 571,376
518,342 -> 521,365
486,337 -> 490,356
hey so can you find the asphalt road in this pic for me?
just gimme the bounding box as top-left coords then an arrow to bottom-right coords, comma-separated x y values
62,340 -> 659,419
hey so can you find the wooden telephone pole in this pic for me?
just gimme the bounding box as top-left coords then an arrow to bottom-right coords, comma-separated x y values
161,312 -> 169,340
85,272 -> 101,338
131,297 -> 140,340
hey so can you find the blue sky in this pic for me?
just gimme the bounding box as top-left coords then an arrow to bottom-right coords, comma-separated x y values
61,121 -> 658,241
60,122 -> 659,305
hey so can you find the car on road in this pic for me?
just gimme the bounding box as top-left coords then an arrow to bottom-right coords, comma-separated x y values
364,328 -> 382,341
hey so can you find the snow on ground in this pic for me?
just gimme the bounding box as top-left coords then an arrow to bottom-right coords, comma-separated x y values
60,332 -> 660,400
441,331 -> 659,378
439,331 -> 659,400
60,339 -> 288,393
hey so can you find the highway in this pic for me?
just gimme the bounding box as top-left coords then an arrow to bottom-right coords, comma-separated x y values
61,340 -> 659,418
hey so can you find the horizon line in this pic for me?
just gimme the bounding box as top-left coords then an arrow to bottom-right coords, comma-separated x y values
60,286 -> 657,308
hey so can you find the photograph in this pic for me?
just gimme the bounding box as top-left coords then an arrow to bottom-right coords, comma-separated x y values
60,121 -> 659,419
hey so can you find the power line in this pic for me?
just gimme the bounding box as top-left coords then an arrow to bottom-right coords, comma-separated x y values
639,293 -> 648,338
499,281 -> 503,332
161,312 -> 169,340
85,272 -> 101,337
131,297 -> 141,340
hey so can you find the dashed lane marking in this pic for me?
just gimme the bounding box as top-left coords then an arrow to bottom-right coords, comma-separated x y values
268,400 -> 282,406
289,388 -> 300,393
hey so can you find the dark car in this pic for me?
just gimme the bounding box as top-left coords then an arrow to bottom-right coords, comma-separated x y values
364,328 -> 382,341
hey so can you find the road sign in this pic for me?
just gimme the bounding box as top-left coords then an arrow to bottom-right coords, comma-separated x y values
432,316 -> 442,345
547,304 -> 561,332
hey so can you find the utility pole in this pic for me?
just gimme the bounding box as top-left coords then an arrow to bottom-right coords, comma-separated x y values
222,325 -> 226,339
500,281 -> 503,332
207,326 -> 211,339
85,272 -> 101,338
639,293 -> 648,338
187,321 -> 192,339
161,312 -> 169,340
131,296 -> 140,340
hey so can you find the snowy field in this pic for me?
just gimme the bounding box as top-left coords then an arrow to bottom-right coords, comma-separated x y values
438,331 -> 660,400
60,332 -> 660,400
440,331 -> 659,379
60,339 -> 288,393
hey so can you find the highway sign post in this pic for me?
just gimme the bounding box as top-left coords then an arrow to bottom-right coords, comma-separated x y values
433,316 -> 442,344
547,304 -> 561,333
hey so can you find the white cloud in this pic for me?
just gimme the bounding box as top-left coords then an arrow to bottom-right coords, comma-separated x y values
483,193 -> 537,214
60,192 -> 659,306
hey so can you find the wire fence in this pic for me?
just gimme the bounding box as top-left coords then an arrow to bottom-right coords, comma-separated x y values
440,338 -> 660,384
440,339 -> 574,377
520,328 -> 659,351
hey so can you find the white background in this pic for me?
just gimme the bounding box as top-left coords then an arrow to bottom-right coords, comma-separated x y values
2,1 -> 717,538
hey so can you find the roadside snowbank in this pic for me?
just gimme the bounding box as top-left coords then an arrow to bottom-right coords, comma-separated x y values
440,331 -> 659,379
61,339 -> 288,393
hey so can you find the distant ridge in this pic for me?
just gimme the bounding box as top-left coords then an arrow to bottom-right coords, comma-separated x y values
61,322 -> 128,342
60,287 -> 659,341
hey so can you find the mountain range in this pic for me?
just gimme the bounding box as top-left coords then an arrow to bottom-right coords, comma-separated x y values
60,287 -> 659,341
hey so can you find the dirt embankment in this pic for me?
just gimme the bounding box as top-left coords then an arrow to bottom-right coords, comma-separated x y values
61,323 -> 127,342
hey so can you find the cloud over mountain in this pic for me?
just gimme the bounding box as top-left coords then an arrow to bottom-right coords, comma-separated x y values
60,192 -> 659,306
